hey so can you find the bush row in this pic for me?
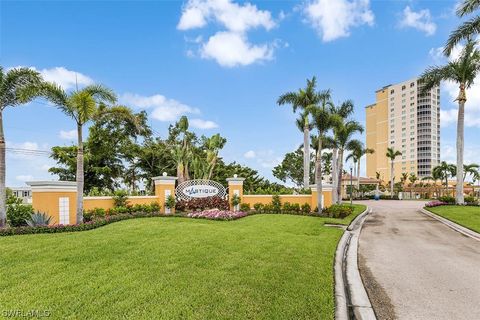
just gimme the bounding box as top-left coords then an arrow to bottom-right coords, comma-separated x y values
175,197 -> 229,212
0,212 -> 168,236
83,202 -> 161,222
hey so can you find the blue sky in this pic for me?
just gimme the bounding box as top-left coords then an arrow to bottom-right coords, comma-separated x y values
2,0 -> 479,187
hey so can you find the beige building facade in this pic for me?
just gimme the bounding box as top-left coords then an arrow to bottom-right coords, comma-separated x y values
366,78 -> 440,182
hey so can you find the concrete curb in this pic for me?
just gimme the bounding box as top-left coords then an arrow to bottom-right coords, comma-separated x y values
334,207 -> 377,320
420,208 -> 480,242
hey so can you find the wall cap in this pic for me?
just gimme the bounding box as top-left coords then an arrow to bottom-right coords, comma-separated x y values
152,176 -> 178,181
226,177 -> 245,182
27,181 -> 77,192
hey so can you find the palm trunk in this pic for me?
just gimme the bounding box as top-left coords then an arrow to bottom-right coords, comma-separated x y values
357,159 -> 361,197
0,110 -> 6,227
390,161 -> 394,197
76,124 -> 84,224
316,136 -> 323,213
337,149 -> 344,204
456,86 -> 466,204
331,148 -> 338,204
303,122 -> 310,189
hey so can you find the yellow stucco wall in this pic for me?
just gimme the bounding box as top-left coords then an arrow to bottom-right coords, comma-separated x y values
83,196 -> 159,211
31,191 -> 77,225
366,89 -> 389,181
154,180 -> 176,213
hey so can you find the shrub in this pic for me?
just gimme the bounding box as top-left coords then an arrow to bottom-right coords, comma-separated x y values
187,209 -> 247,221
301,203 -> 311,214
322,205 -> 354,219
175,197 -> 229,212
271,195 -> 281,212
425,200 -> 447,208
7,204 -> 34,227
253,203 -> 264,212
113,190 -> 129,207
282,202 -> 292,214
165,195 -> 176,210
464,196 -> 478,206
239,203 -> 250,212
231,194 -> 241,208
438,196 -> 455,204
26,212 -> 53,227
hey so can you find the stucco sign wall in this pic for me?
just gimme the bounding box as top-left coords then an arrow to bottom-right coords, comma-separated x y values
175,179 -> 227,201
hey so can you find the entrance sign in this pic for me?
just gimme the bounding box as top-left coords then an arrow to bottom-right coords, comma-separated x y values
176,179 -> 226,201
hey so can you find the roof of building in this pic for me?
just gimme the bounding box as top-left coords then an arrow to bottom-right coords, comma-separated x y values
341,174 -> 380,184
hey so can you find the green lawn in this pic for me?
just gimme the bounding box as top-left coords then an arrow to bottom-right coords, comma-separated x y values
426,205 -> 480,233
0,211 -> 364,319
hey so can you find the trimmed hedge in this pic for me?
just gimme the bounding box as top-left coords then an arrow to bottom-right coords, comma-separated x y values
0,212 -> 174,237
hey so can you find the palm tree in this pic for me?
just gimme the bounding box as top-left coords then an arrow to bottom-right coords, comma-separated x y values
41,83 -> 117,224
464,163 -> 479,180
333,120 -> 363,204
329,100 -> 355,204
444,0 -> 480,55
386,148 -> 402,197
204,133 -> 227,179
400,173 -> 408,186
432,162 -> 456,196
278,77 -> 320,189
0,67 -> 44,227
420,39 -> 480,204
308,91 -> 336,213
346,141 -> 374,195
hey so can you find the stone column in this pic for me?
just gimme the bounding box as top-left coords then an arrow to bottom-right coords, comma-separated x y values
226,175 -> 245,211
153,173 -> 177,214
26,181 -> 77,225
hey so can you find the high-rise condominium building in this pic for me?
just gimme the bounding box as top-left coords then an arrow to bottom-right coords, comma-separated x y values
366,78 -> 440,182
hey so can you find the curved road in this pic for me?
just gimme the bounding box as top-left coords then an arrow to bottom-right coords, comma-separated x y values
357,200 -> 480,320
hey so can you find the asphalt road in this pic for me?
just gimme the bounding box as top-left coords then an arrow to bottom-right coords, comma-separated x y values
357,200 -> 480,320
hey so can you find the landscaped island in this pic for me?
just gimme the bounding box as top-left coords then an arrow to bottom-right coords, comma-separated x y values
426,205 -> 480,233
0,205 -> 365,319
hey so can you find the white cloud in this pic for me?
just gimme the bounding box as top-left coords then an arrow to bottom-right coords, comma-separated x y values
177,0 -> 276,33
178,0 -> 277,67
120,93 -> 200,122
189,118 -> 219,129
304,0 -> 374,42
200,31 -> 273,67
59,129 -> 77,140
429,41 -> 480,128
16,175 -> 34,182
8,66 -> 93,90
399,6 -> 436,36
244,150 -> 256,159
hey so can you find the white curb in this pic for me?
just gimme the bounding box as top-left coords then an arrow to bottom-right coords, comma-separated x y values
420,208 -> 480,242
334,207 -> 377,320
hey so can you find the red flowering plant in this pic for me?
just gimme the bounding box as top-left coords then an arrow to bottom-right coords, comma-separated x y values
176,197 -> 229,212
187,209 -> 247,220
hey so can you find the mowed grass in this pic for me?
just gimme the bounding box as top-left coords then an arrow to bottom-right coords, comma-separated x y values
427,205 -> 480,233
0,211 -> 364,320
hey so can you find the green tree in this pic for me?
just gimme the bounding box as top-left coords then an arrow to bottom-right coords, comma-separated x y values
420,39 -> 480,204
277,77 -> 319,189
386,148 -> 402,197
346,142 -> 374,192
0,67 -> 45,227
445,0 -> 480,55
41,83 -> 117,223
273,147 -> 314,188
464,163 -> 479,180
203,133 -> 227,180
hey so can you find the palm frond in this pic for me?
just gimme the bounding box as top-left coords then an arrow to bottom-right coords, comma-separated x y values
82,84 -> 117,104
456,0 -> 480,16
444,16 -> 480,55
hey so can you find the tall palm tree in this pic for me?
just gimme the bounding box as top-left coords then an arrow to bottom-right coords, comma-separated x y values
278,77 -> 320,189
308,91 -> 337,213
386,148 -> 402,197
329,100 -> 355,204
464,163 -> 479,180
346,141 -> 373,194
204,133 -> 227,180
445,0 -> 480,55
0,67 -> 44,227
41,83 -> 117,224
432,161 -> 456,196
420,39 -> 480,204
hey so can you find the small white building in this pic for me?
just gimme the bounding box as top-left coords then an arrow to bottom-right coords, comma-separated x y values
10,187 -> 32,204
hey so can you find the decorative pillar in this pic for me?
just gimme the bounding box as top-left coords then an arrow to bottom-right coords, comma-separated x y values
26,181 -> 77,225
227,175 -> 245,211
153,173 -> 177,214
310,183 -> 333,209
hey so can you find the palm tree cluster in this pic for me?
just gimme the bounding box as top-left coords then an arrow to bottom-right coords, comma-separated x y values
421,0 -> 480,204
278,78 -> 365,212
